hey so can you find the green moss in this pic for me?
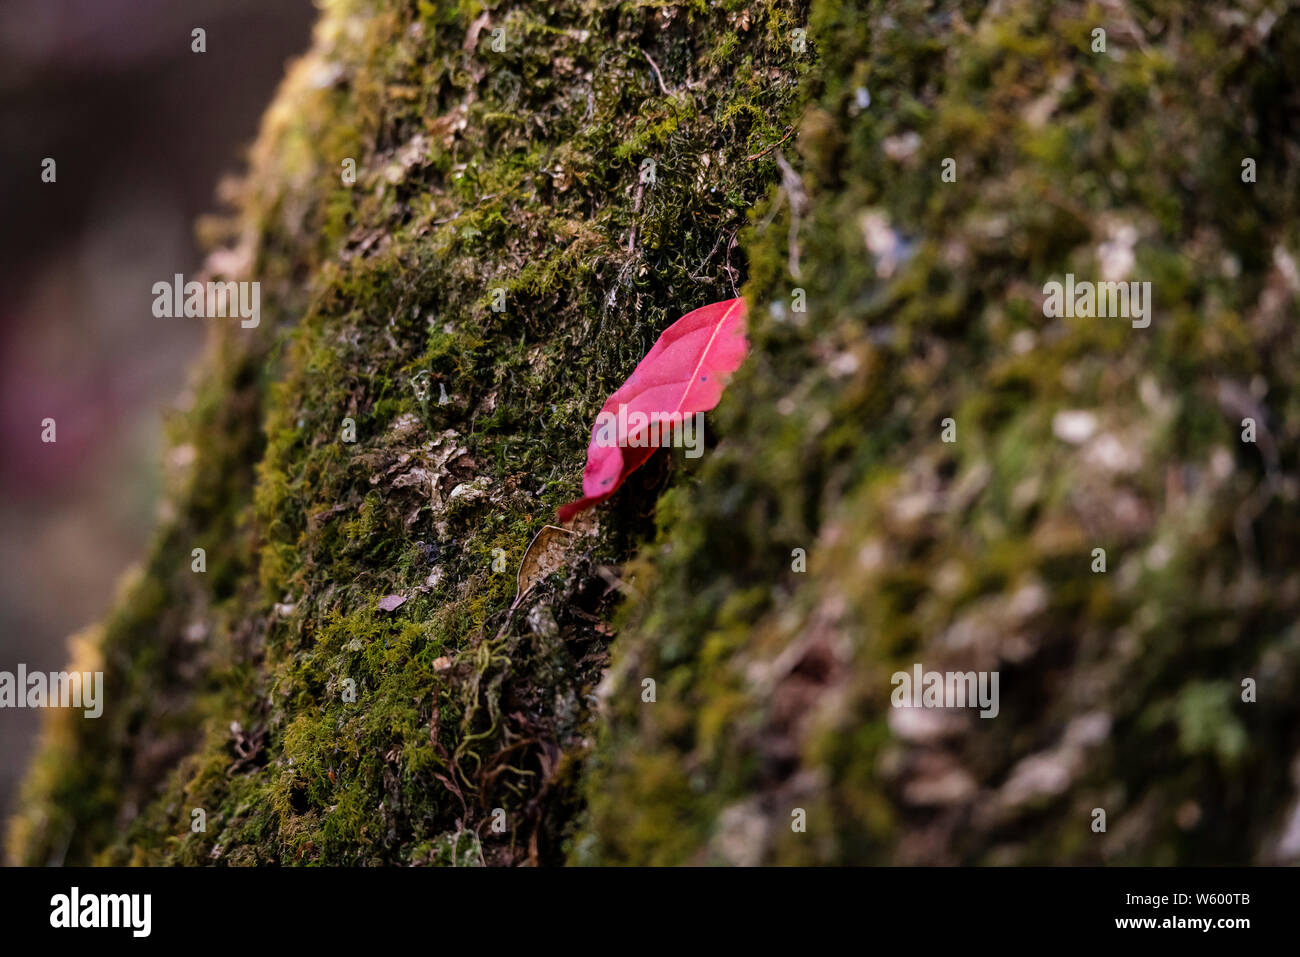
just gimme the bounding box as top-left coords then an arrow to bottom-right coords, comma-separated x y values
8,0 -> 811,866
13,0 -> 1300,868
582,0 -> 1300,865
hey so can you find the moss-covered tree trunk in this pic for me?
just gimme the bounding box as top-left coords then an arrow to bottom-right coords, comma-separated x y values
10,0 -> 1300,866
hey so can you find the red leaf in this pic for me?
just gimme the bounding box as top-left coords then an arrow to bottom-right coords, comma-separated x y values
558,297 -> 748,522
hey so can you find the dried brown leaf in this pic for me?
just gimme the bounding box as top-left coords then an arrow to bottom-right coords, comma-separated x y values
377,594 -> 407,612
511,525 -> 576,609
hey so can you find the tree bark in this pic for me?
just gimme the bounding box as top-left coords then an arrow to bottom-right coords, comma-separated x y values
10,0 -> 1300,866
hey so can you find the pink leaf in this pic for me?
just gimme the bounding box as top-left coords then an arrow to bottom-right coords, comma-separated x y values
558,297 -> 748,522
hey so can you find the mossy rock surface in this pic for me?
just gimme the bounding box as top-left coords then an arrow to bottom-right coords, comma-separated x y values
10,0 -> 1300,866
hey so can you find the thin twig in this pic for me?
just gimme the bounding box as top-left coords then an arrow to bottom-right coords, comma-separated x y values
725,230 -> 740,297
641,48 -> 670,96
746,126 -> 795,162
627,181 -> 645,253
688,226 -> 730,281
775,151 -> 806,281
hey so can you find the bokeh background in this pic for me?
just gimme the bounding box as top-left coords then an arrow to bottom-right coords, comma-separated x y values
0,0 -> 312,826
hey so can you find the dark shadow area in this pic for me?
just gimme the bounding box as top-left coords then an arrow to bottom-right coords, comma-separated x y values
0,0 -> 314,828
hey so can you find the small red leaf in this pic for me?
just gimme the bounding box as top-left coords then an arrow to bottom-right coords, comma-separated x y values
558,297 -> 748,522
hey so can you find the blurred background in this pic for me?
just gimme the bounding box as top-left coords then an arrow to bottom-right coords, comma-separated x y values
0,0 -> 312,825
